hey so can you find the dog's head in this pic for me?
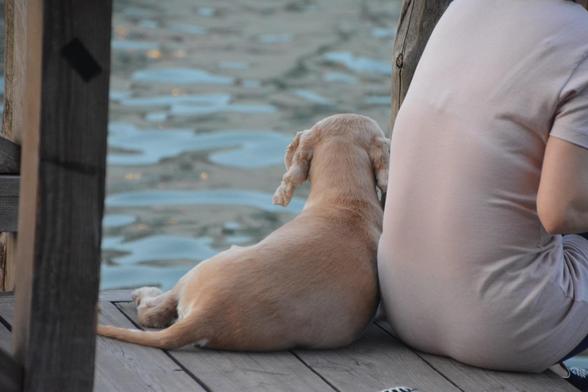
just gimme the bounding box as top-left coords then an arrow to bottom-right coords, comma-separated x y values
272,113 -> 390,206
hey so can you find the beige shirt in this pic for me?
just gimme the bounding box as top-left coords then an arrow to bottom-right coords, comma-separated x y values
378,0 -> 588,372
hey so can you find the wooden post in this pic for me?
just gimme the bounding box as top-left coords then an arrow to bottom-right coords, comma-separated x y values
12,1 -> 112,391
0,0 -> 23,292
390,0 -> 453,129
0,348 -> 23,392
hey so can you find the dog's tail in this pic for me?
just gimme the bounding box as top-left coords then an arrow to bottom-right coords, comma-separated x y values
97,315 -> 201,349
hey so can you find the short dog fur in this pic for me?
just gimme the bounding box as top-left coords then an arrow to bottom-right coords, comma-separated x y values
97,113 -> 390,350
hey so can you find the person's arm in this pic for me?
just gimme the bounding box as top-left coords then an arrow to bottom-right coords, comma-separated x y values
537,137 -> 588,234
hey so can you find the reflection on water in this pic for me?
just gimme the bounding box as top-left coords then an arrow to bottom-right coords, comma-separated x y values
113,39 -> 160,50
104,214 -> 137,228
293,89 -> 333,105
132,67 -> 234,85
106,189 -> 305,213
104,0 -> 399,291
102,264 -> 196,291
116,92 -> 278,117
323,51 -> 392,76
108,122 -> 289,167
103,234 -> 216,266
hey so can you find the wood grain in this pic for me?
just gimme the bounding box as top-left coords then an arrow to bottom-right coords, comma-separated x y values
99,289 -> 134,303
96,302 -> 206,392
294,324 -> 460,392
0,298 -> 204,392
0,300 -> 17,391
0,319 -> 11,353
390,0 -> 453,129
0,346 -> 22,392
0,176 -> 19,233
0,0 -> 23,292
377,321 -> 577,392
11,1 -> 112,391
117,301 -> 335,392
420,354 -> 579,392
0,138 -> 21,175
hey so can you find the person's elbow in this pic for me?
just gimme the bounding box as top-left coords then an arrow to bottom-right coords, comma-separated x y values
538,207 -> 569,235
537,196 -> 587,235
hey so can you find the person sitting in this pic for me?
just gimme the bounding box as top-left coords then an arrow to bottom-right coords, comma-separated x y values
378,0 -> 588,389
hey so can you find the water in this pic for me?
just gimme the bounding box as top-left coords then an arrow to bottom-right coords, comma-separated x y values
104,0 -> 399,290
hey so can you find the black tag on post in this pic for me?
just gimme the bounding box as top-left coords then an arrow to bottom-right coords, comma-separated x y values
61,38 -> 103,82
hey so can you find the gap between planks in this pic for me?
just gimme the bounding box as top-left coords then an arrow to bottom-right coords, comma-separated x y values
114,298 -> 462,392
375,321 -> 579,392
111,300 -> 214,392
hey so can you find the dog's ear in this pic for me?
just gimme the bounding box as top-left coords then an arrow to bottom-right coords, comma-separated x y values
284,130 -> 303,169
273,130 -> 313,206
369,136 -> 390,194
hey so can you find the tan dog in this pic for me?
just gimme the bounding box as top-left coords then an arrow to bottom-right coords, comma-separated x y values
97,113 -> 390,350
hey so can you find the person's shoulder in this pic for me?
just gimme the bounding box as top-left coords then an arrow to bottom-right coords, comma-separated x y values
543,2 -> 588,64
557,1 -> 588,37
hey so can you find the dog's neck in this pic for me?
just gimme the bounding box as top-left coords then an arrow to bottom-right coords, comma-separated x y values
306,140 -> 381,210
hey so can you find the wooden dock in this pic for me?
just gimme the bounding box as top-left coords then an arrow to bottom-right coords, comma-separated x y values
0,290 -> 577,392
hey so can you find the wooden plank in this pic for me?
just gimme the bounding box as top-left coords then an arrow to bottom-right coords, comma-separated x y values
0,305 -> 19,392
0,176 -> 19,233
117,301 -> 336,392
0,298 -> 205,392
0,318 -> 12,353
0,295 -> 16,316
99,289 -> 134,303
0,232 -> 16,292
0,138 -> 21,175
0,295 -> 18,392
12,1 -> 113,391
0,291 -> 16,391
2,0 -> 23,146
377,321 -> 577,392
390,0 -> 453,127
0,347 -> 22,392
293,324 -> 461,392
96,302 -> 206,392
420,354 -> 579,392
0,0 -> 22,292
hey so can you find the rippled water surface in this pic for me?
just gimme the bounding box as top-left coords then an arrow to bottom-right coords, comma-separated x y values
103,0 -> 400,290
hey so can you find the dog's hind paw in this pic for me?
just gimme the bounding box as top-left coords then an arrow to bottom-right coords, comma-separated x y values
132,286 -> 162,305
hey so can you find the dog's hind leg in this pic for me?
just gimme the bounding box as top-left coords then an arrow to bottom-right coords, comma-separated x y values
132,287 -> 178,328
97,312 -> 204,349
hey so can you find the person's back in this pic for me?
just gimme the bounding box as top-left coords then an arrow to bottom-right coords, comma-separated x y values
378,0 -> 588,372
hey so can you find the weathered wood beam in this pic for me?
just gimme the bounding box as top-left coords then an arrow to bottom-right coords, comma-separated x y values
12,1 -> 112,391
390,0 -> 453,130
0,176 -> 19,232
0,0 -> 24,292
0,347 -> 23,392
0,138 -> 20,175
